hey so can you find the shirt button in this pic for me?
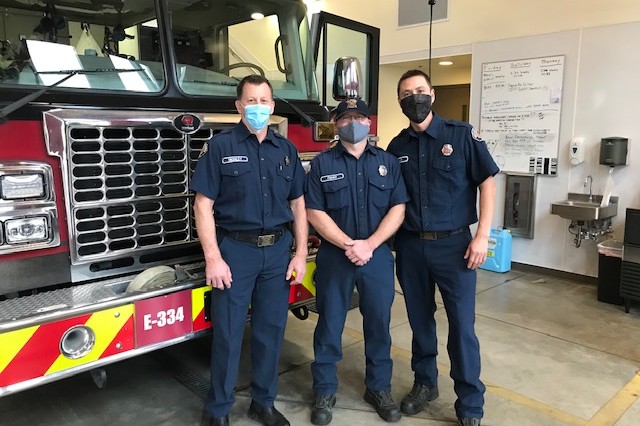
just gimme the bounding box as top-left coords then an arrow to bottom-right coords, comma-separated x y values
261,157 -> 265,161
262,176 -> 266,180
234,170 -> 238,175
264,194 -> 268,197
421,172 -> 426,176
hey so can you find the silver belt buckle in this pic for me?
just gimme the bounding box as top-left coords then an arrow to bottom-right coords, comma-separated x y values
420,231 -> 437,240
257,234 -> 276,247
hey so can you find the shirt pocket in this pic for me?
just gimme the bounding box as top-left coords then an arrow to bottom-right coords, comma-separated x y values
368,176 -> 392,208
322,179 -> 349,210
220,162 -> 252,199
432,157 -> 465,190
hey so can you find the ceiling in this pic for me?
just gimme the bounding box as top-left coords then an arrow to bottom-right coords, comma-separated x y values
389,54 -> 472,86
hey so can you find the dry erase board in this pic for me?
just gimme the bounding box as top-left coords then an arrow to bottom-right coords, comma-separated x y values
479,55 -> 564,175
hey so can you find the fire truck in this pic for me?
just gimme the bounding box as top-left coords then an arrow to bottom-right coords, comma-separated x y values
0,0 -> 379,396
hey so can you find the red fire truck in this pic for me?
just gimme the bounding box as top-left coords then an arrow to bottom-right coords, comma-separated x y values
0,0 -> 379,396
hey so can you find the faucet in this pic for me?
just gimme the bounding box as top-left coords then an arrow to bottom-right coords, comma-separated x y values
584,175 -> 593,202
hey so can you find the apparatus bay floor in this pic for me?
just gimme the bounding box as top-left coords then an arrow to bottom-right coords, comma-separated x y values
1,268 -> 639,426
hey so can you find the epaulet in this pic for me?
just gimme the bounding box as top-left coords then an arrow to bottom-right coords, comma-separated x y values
443,118 -> 471,128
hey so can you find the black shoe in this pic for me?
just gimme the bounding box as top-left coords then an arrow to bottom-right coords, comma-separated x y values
400,382 -> 439,415
247,400 -> 290,426
311,394 -> 336,425
458,417 -> 481,426
363,389 -> 401,422
201,410 -> 229,426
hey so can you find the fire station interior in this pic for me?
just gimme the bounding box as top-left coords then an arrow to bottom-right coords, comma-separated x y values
2,1 -> 640,426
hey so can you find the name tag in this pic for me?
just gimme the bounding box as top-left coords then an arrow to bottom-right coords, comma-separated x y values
398,155 -> 409,163
222,156 -> 249,164
320,173 -> 345,183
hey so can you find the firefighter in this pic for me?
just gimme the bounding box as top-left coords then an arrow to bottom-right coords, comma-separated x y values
387,69 -> 499,426
305,98 -> 408,424
191,75 -> 308,426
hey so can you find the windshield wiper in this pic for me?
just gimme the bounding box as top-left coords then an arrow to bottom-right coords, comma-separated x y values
0,68 -> 146,123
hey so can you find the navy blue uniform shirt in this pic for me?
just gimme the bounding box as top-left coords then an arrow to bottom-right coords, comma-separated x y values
387,113 -> 499,233
305,142 -> 409,240
190,122 -> 305,231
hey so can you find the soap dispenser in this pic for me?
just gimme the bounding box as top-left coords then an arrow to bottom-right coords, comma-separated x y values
569,137 -> 585,166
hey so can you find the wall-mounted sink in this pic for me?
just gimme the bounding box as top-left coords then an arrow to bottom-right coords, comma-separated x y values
550,193 -> 618,221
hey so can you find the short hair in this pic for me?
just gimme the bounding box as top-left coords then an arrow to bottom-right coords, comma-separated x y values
397,69 -> 433,96
236,74 -> 273,99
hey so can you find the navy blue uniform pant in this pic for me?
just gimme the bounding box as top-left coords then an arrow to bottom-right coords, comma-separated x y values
394,228 -> 485,419
205,231 -> 293,418
311,242 -> 395,396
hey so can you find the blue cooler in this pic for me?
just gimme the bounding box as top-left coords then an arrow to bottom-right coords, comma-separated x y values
479,228 -> 512,273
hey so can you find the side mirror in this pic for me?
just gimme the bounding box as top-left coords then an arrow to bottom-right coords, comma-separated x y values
332,56 -> 362,101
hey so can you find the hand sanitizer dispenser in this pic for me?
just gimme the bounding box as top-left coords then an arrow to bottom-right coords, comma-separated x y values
570,137 -> 585,166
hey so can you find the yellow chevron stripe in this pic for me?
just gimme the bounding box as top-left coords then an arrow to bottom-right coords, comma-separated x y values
0,326 -> 39,373
45,305 -> 133,375
192,286 -> 208,322
301,261 -> 316,296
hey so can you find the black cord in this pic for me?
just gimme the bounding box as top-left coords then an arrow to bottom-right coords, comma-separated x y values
428,0 -> 436,78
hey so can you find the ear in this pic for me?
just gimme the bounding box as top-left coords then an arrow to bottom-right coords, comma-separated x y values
269,100 -> 275,114
235,100 -> 242,114
431,88 -> 436,105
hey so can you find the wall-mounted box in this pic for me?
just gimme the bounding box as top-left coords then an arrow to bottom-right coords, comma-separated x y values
504,174 -> 536,239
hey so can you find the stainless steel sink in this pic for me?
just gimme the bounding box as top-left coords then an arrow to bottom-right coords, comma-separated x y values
550,193 -> 618,221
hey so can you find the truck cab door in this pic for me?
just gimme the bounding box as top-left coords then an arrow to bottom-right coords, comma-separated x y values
311,12 -> 380,116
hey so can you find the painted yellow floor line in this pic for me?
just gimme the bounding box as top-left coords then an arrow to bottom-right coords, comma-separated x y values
585,371 -> 640,425
390,344 -> 587,426
341,323 -> 588,425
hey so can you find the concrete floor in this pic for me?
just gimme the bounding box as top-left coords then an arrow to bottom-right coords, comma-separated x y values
1,268 -> 640,425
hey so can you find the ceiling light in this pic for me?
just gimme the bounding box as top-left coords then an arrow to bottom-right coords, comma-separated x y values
251,12 -> 264,20
439,61 -> 454,66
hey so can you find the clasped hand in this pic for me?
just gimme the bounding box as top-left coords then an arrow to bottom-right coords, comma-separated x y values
344,239 -> 374,267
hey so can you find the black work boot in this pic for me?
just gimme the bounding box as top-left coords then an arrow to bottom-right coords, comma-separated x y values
400,382 -> 439,415
458,417 -> 481,426
363,389 -> 401,422
311,394 -> 336,425
247,400 -> 290,426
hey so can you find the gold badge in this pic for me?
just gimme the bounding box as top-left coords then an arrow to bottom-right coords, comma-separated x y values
378,165 -> 387,176
441,144 -> 453,156
346,98 -> 358,109
198,141 -> 208,158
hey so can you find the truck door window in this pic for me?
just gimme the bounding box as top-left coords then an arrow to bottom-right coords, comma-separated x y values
168,0 -> 318,102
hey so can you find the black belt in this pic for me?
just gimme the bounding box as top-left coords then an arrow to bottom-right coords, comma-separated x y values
218,227 -> 284,247
411,227 -> 466,240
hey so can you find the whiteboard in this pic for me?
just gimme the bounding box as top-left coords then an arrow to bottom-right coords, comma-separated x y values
479,55 -> 564,175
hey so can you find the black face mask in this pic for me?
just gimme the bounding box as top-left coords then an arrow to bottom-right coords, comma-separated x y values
400,93 -> 432,123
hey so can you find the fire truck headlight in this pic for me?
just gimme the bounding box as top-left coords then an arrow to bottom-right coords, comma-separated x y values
5,216 -> 49,244
0,173 -> 46,200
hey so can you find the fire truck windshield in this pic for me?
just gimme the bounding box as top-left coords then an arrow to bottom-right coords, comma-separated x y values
0,0 -> 319,102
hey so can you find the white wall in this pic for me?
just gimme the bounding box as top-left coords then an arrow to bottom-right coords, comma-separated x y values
317,1 -> 640,276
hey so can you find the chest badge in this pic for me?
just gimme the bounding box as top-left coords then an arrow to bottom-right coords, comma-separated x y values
378,165 -> 388,176
284,155 -> 290,166
441,144 -> 454,156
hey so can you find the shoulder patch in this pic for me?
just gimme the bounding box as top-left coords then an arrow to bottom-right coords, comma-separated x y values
198,141 -> 208,158
471,126 -> 484,142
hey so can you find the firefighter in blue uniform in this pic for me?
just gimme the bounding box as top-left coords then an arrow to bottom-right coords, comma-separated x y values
191,75 -> 308,426
305,99 -> 409,425
387,70 -> 499,426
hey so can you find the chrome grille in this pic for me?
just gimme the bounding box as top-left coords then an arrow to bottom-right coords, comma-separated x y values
61,116 -> 228,263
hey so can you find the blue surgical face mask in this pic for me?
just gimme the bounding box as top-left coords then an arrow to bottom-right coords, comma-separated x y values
338,120 -> 370,144
243,103 -> 271,130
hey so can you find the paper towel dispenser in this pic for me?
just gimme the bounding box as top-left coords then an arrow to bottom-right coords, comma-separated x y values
599,137 -> 628,167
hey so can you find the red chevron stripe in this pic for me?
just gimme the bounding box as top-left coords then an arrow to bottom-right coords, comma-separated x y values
0,315 -> 91,387
100,316 -> 135,359
192,309 -> 210,332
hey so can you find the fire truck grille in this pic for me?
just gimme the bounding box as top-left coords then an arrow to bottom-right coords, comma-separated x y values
67,124 -> 228,262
